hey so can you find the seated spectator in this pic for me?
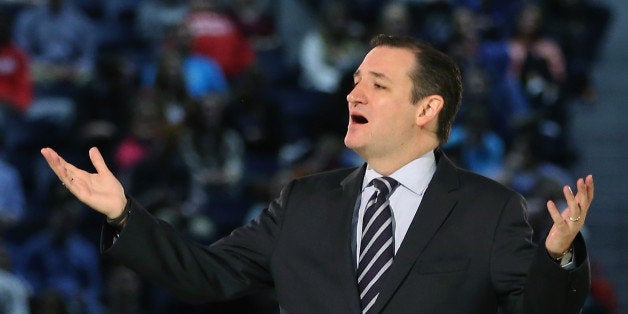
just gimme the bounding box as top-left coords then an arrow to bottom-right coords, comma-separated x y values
0,240 -> 30,314
0,148 -> 27,230
274,0 -> 316,75
375,1 -> 416,37
139,21 -> 228,140
141,22 -> 229,102
114,101 -> 190,209
97,0 -> 142,49
452,0 -> 525,40
0,10 -> 32,114
143,49 -> 190,129
507,3 -> 567,112
11,0 -> 98,195
445,104 -> 506,180
227,0 -> 286,83
15,198 -> 103,314
0,8 -> 34,178
506,3 -> 573,165
178,95 -> 246,235
447,6 -> 529,145
224,67 -> 284,184
185,0 -> 256,80
74,52 -> 137,162
542,0 -> 612,103
13,0 -> 98,95
410,0 -> 456,50
135,0 -> 189,52
496,122 -> 574,198
228,0 -> 278,51
298,0 -> 366,94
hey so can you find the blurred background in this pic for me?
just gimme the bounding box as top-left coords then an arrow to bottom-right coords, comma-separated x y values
0,0 -> 624,313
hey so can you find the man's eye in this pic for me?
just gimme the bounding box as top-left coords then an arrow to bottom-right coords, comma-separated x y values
374,83 -> 386,89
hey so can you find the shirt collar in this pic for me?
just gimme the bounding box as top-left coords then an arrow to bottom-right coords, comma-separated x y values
363,150 -> 437,196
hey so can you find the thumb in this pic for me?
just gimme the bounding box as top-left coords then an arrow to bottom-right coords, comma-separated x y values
89,147 -> 112,175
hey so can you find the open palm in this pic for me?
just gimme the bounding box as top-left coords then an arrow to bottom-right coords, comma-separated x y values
41,147 -> 127,219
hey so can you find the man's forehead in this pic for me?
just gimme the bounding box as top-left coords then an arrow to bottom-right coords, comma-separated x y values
354,47 -> 415,80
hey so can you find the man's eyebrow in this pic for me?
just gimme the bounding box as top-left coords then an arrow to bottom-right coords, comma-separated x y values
353,70 -> 392,81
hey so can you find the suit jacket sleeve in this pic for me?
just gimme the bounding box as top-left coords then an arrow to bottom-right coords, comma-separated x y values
492,193 -> 590,314
100,182 -> 293,303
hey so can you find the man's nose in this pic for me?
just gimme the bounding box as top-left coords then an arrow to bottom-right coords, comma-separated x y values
347,86 -> 364,106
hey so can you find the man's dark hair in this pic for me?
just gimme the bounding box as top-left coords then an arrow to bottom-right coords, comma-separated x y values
369,34 -> 463,144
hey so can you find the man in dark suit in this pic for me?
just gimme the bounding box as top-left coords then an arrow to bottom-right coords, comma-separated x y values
41,35 -> 594,313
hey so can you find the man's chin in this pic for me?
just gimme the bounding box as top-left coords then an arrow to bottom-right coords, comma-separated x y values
343,136 -> 356,150
344,137 -> 366,156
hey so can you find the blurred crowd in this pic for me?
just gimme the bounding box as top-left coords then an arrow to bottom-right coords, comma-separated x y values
0,0 -> 619,313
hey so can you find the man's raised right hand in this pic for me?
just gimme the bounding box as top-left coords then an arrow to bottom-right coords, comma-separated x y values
41,147 -> 127,219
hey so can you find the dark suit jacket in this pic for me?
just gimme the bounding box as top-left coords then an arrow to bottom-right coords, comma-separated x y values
102,151 -> 590,313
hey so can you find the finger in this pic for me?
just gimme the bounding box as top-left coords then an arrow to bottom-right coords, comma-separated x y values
586,174 -> 594,202
41,148 -> 89,200
575,175 -> 594,221
46,151 -> 91,188
89,147 -> 112,175
41,147 -> 60,170
41,148 -> 69,181
546,200 -> 565,226
563,185 -> 580,220
575,177 -> 589,214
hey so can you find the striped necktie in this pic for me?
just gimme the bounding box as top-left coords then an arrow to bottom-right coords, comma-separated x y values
358,176 -> 399,313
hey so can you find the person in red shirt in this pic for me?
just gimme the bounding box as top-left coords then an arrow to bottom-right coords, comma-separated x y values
185,0 -> 255,80
0,11 -> 32,113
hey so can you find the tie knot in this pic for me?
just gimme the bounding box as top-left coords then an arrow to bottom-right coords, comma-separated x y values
371,177 -> 399,197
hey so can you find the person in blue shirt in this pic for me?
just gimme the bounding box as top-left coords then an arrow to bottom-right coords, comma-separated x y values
141,22 -> 228,101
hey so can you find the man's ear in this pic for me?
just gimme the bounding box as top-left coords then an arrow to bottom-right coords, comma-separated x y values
415,95 -> 444,126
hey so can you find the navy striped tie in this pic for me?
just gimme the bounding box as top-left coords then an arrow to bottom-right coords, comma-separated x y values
358,177 -> 399,313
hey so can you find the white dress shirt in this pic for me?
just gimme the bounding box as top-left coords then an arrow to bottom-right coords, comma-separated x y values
355,151 -> 437,267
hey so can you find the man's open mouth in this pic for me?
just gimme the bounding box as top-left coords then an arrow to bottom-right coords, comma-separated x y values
351,114 -> 368,124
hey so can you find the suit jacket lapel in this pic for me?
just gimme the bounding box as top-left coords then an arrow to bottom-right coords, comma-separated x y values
371,151 -> 461,313
328,165 -> 366,314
